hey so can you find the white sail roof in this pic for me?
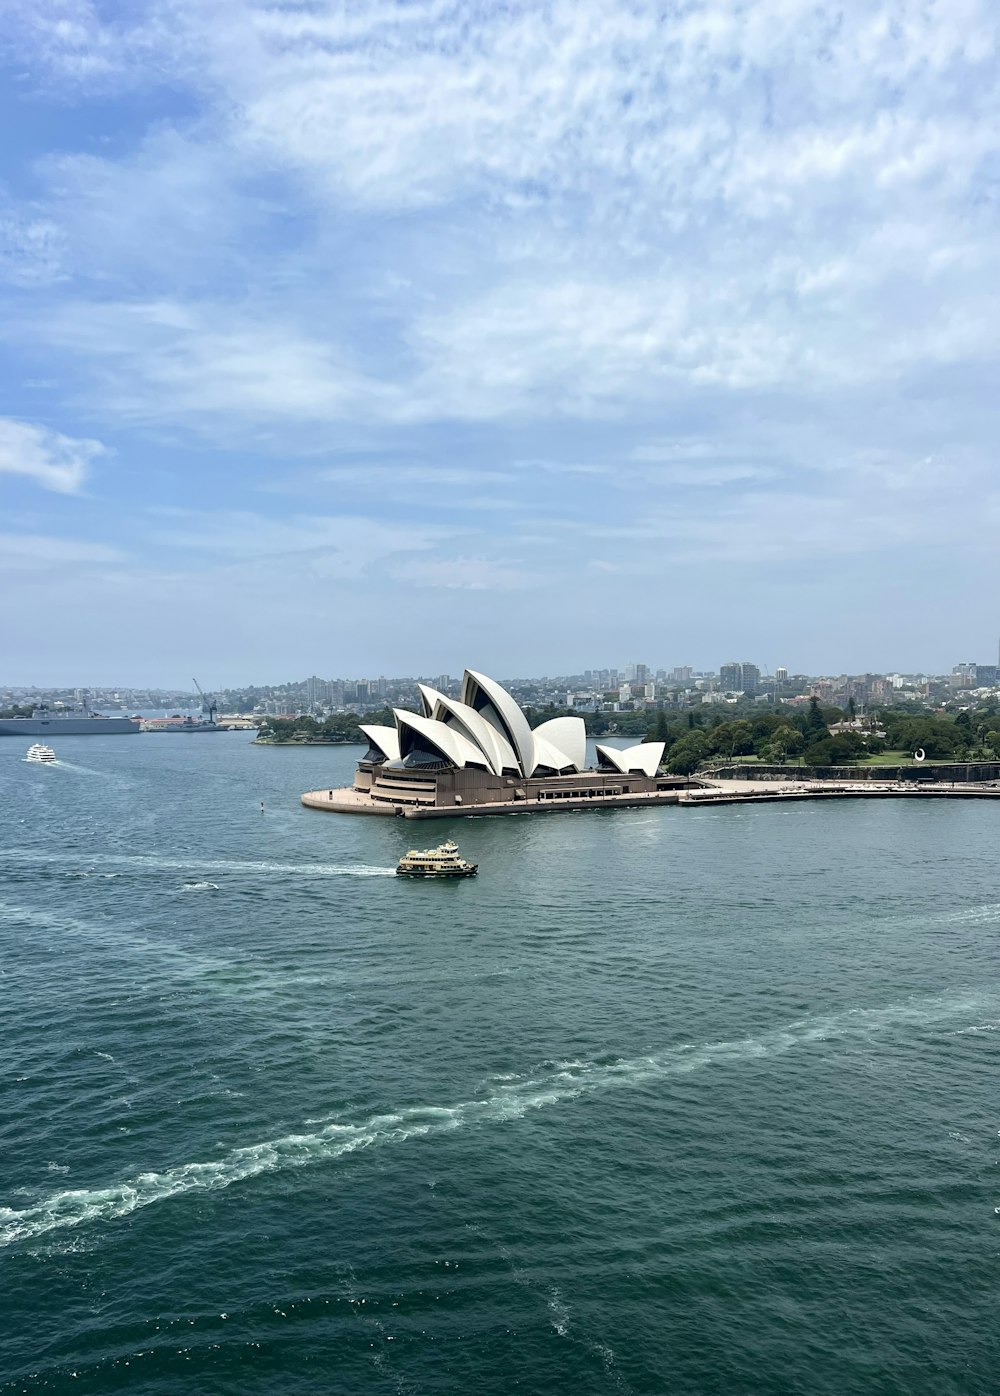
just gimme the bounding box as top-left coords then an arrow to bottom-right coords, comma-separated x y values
595,741 -> 665,778
416,684 -> 449,718
394,709 -> 492,769
532,716 -> 586,773
359,723 -> 400,762
430,695 -> 520,775
385,671 -> 653,781
461,670 -> 535,777
531,734 -> 579,774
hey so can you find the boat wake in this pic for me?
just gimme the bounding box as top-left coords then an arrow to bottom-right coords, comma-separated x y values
0,849 -> 395,879
2,986 -> 996,1249
37,760 -> 116,778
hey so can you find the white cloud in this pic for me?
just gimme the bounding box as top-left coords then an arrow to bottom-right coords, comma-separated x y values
26,300 -> 391,433
0,205 -> 64,285
145,508 -> 456,578
0,532 -> 124,570
2,0 -> 1000,677
5,0 -> 1000,429
389,556 -> 542,591
0,417 -> 105,492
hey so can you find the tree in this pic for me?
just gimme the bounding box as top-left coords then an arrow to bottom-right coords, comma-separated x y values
762,726 -> 804,763
805,695 -> 828,739
726,720 -> 754,756
830,731 -> 865,760
802,735 -> 861,765
802,729 -> 864,766
887,717 -> 965,760
802,739 -> 834,766
666,733 -> 707,775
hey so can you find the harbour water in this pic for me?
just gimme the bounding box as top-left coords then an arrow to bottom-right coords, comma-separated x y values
2,735 -> 999,1394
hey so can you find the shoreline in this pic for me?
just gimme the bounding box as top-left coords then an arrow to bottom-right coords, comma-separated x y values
253,739 -> 363,747
302,775 -> 1000,818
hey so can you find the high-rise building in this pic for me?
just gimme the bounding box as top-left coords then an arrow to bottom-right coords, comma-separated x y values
720,662 -> 760,695
775,667 -> 788,683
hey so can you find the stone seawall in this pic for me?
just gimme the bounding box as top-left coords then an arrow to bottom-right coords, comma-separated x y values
709,761 -> 1000,784
302,786 -> 683,818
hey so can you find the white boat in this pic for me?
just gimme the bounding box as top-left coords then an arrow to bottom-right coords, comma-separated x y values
25,744 -> 56,763
396,839 -> 478,878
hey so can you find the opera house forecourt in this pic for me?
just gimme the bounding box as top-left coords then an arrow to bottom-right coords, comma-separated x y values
301,669 -> 687,819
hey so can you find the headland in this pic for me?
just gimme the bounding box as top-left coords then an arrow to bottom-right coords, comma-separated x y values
301,667 -> 1000,819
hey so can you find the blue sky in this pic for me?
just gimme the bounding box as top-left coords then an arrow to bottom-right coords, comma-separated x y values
2,0 -> 999,686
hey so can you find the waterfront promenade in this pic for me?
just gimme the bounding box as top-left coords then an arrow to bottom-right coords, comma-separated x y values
302,775 -> 1000,818
300,784 -> 685,818
679,777 -> 1000,805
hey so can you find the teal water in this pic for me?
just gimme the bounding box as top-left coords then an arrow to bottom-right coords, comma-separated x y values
1,735 -> 999,1394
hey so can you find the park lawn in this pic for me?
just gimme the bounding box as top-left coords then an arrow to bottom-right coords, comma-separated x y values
856,750 -> 961,765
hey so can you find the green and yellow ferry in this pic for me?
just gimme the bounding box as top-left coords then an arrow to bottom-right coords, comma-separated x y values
396,839 -> 478,878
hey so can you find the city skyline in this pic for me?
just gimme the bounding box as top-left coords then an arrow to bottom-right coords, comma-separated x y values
4,655 -> 999,703
3,3 -> 1000,682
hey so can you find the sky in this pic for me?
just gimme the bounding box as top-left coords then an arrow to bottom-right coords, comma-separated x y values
1,0 -> 999,687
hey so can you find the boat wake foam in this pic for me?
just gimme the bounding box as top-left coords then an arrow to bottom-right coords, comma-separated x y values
1,986 -> 996,1249
0,849 -> 395,878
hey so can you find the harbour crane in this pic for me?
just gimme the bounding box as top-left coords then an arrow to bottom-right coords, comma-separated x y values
192,678 -> 218,725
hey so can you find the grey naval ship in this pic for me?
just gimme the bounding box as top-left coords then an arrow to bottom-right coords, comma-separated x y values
0,706 -> 141,736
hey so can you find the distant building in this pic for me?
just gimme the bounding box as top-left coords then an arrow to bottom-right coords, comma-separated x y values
720,662 -> 760,695
775,667 -> 788,683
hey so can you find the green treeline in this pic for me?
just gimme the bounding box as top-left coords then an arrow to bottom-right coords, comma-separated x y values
637,698 -> 1000,775
256,709 -> 393,744
257,698 -> 1000,772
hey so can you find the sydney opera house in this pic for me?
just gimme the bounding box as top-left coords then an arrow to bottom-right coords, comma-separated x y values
302,668 -> 687,819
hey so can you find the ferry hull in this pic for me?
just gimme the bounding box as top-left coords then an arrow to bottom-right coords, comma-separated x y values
396,867 -> 478,878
